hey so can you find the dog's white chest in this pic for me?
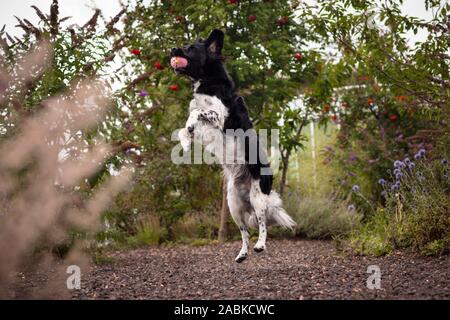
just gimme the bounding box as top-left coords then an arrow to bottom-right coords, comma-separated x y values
189,94 -> 228,129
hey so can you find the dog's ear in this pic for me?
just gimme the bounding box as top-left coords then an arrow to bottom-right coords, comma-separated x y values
205,29 -> 224,54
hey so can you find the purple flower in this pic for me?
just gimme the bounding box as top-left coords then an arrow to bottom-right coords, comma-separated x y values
441,159 -> 448,165
349,153 -> 357,162
395,172 -> 403,180
352,185 -> 360,193
414,153 -> 421,160
378,178 -> 386,185
408,162 -> 416,169
418,148 -> 426,156
403,157 -> 411,165
138,90 -> 149,97
347,204 -> 355,212
381,190 -> 387,197
394,160 -> 403,168
393,168 -> 401,175
391,182 -> 400,191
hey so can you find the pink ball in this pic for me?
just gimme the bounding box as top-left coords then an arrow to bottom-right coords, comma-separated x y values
170,56 -> 188,69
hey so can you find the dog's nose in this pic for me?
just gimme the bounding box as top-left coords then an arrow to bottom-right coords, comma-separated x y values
187,125 -> 194,133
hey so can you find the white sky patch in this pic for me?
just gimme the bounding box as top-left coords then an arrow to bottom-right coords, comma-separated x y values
1,0 -> 122,37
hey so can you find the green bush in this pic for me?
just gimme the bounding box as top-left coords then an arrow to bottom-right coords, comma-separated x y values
126,217 -> 168,247
348,209 -> 393,256
385,158 -> 450,254
285,191 -> 361,239
349,157 -> 450,256
170,212 -> 219,243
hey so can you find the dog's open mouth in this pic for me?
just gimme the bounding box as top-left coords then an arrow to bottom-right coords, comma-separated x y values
170,56 -> 188,70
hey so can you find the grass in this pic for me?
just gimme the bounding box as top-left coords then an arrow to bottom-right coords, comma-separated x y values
286,193 -> 361,239
126,216 -> 168,247
92,252 -> 116,265
348,209 -> 393,256
119,212 -> 221,248
170,212 -> 219,240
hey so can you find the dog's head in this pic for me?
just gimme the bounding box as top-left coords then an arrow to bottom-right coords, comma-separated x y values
170,29 -> 224,80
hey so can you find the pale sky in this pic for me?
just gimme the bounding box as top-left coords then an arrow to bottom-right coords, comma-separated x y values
0,0 -> 123,36
0,1 -> 446,43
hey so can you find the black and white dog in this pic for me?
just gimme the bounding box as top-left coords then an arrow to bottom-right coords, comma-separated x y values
170,29 -> 296,263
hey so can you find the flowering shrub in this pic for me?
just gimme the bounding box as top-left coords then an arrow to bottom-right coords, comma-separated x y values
302,2 -> 450,257
349,153 -> 450,256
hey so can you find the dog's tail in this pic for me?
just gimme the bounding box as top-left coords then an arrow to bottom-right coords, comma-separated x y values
247,190 -> 297,230
266,191 -> 297,230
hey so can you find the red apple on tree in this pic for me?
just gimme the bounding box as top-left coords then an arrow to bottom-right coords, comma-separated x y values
294,52 -> 302,60
276,16 -> 289,26
248,15 -> 256,22
154,61 -> 163,70
228,0 -> 237,4
130,49 -> 141,56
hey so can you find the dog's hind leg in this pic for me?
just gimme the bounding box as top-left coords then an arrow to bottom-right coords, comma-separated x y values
235,225 -> 250,263
250,181 -> 267,253
227,181 -> 250,263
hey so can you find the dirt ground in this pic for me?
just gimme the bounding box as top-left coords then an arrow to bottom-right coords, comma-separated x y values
6,239 -> 450,299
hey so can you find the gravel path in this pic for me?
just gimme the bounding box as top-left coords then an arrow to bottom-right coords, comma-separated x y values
67,239 -> 449,300
6,239 -> 449,299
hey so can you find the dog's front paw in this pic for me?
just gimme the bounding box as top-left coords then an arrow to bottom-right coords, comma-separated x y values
178,129 -> 192,152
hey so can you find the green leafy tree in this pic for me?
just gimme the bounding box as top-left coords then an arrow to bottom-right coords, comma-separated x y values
107,0 -> 322,238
